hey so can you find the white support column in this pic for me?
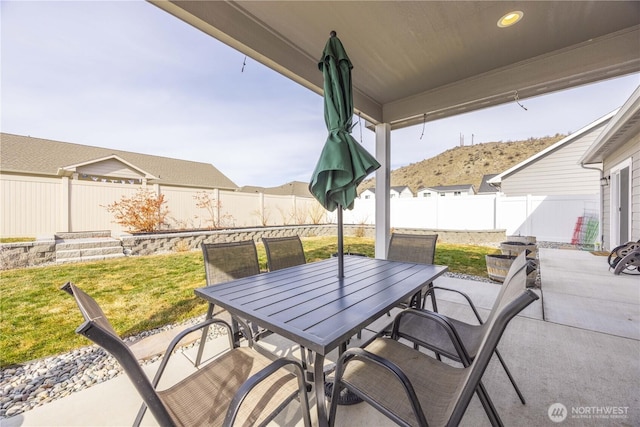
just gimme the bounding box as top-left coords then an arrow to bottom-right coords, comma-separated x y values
375,123 -> 391,259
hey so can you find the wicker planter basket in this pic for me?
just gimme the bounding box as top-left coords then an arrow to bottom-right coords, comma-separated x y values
506,235 -> 536,244
486,254 -> 537,287
500,241 -> 537,258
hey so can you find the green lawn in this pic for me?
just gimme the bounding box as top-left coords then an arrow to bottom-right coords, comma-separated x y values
0,236 -> 498,367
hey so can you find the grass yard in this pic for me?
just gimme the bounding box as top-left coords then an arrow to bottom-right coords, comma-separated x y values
0,236 -> 499,368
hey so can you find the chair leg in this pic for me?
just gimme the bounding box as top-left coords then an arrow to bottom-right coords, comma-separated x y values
422,282 -> 438,312
475,380 -> 504,427
494,348 -> 526,404
194,303 -> 215,367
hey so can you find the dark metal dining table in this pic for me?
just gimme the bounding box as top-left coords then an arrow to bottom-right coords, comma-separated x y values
195,254 -> 448,426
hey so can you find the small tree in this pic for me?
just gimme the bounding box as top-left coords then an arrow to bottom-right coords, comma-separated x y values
105,189 -> 169,232
193,191 -> 233,229
308,201 -> 327,224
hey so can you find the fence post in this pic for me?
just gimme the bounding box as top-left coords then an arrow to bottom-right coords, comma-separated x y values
525,194 -> 533,236
213,188 -> 220,226
61,175 -> 71,232
493,194 -> 500,230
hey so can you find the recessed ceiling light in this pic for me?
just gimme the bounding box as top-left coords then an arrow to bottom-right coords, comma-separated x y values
498,11 -> 523,28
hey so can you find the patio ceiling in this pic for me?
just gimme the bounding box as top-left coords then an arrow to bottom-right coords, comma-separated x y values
150,1 -> 640,130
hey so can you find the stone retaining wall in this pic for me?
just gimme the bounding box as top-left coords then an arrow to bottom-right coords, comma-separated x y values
0,240 -> 56,270
2,225 -> 506,269
120,225 -> 505,255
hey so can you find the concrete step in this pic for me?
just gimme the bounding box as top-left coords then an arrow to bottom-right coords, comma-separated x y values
56,238 -> 122,250
56,253 -> 126,264
55,231 -> 112,240
56,246 -> 125,260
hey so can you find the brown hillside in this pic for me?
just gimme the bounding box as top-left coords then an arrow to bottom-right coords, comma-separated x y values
359,135 -> 566,194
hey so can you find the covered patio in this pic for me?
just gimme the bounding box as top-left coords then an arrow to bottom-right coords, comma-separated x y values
148,1 -> 640,257
4,247 -> 638,426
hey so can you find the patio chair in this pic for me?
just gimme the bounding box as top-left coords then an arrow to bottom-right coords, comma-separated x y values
197,241 -> 263,366
61,282 -> 311,427
262,236 -> 317,367
262,236 -> 306,271
387,233 -> 439,310
394,252 -> 531,406
328,254 -> 538,427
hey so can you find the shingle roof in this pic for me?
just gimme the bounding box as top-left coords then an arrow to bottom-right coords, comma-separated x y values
477,174 -> 499,193
391,185 -> 410,192
421,184 -> 474,192
0,133 -> 238,189
238,181 -> 312,197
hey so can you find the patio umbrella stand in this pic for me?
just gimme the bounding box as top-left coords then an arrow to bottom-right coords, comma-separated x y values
309,31 -> 380,278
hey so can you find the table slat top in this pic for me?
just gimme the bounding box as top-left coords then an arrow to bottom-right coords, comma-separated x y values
195,255 -> 448,354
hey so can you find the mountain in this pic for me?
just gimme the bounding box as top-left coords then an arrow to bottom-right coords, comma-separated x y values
359,134 -> 566,194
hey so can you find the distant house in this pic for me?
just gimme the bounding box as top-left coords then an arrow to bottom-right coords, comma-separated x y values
487,111 -> 616,196
360,186 -> 413,199
391,186 -> 414,198
417,184 -> 475,197
581,86 -> 640,250
0,133 -> 238,236
360,188 -> 376,199
239,181 -> 312,198
477,174 -> 500,194
0,133 -> 238,190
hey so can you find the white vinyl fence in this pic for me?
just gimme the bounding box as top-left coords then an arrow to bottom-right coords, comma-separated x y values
1,172 -> 598,243
337,194 -> 599,243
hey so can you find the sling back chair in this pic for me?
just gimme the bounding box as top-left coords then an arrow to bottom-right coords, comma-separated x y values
62,282 -> 311,427
196,241 -> 263,366
328,253 -> 538,427
387,233 -> 439,310
395,252 -> 532,405
262,236 -> 306,271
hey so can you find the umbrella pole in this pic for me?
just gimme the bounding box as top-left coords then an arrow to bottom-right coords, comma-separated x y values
337,205 -> 344,278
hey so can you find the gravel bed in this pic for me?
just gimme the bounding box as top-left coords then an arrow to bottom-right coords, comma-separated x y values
0,316 -> 227,419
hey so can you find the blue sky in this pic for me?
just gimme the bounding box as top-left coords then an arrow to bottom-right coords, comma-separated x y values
2,1 -> 639,187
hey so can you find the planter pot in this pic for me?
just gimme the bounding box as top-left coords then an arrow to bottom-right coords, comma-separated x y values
506,235 -> 536,244
486,254 -> 537,287
500,241 -> 537,258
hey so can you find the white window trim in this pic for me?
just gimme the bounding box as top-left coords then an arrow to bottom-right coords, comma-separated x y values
609,157 -> 633,248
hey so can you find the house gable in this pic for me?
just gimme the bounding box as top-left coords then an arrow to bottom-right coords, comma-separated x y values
58,155 -> 157,182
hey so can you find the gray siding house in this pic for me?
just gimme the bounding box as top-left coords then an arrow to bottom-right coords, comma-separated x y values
581,86 -> 640,250
488,112 -> 616,196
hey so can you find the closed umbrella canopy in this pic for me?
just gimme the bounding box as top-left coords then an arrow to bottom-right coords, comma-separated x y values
309,32 -> 380,212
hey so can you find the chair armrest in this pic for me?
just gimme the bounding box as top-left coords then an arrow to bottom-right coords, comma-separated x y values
424,286 -> 484,324
151,318 -> 235,387
224,357 -> 310,426
133,317 -> 237,427
331,347 -> 428,427
391,309 -> 472,364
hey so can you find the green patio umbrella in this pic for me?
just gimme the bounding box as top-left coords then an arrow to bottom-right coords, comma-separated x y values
309,31 -> 380,277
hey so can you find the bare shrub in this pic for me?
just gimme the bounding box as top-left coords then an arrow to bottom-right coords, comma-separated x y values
193,191 -> 234,229
104,189 -> 169,232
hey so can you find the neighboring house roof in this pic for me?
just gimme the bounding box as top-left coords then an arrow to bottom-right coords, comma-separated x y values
488,110 -> 618,184
360,187 -> 375,194
0,133 -> 238,189
420,184 -> 475,192
238,181 -> 312,197
477,174 -> 500,193
391,185 -> 411,193
581,86 -> 640,164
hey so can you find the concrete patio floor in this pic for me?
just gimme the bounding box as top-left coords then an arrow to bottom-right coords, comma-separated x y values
3,248 -> 638,426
